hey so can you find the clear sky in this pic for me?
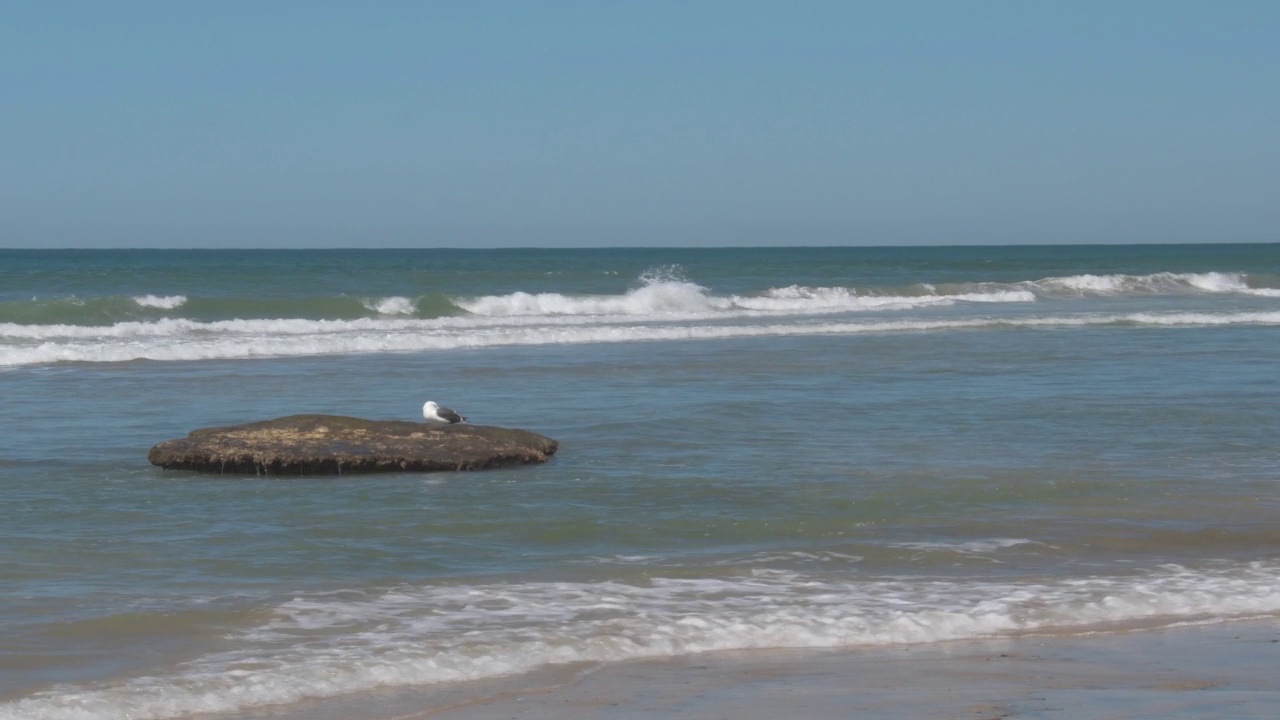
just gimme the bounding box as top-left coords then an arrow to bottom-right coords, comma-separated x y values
3,1 -> 1277,248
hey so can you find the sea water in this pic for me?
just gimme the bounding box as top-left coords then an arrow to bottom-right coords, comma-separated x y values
1,244 -> 1279,719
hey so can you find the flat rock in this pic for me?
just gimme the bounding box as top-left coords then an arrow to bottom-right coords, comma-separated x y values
148,414 -> 558,475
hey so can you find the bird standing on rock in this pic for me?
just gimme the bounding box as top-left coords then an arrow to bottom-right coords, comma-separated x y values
423,400 -> 467,425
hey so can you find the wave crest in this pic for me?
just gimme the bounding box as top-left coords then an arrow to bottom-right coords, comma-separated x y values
3,310 -> 1279,367
131,295 -> 188,310
457,280 -> 715,317
456,268 -> 1036,319
360,296 -> 418,315
1034,271 -> 1251,296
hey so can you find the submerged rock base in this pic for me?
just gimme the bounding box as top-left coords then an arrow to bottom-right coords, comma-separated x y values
148,414 -> 558,475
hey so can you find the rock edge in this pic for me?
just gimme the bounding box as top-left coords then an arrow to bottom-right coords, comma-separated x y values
148,414 -> 559,475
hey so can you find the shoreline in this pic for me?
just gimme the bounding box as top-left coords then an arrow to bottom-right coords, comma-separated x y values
218,618 -> 1280,720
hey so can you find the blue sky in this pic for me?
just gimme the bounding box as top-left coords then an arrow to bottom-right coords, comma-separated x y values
2,1 -> 1277,248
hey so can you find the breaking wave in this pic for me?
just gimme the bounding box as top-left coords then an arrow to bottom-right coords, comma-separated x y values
0,294 -> 465,326
1032,271 -> 1277,297
450,270 -> 1279,321
1,271 -> 1272,329
2,268 -> 1277,368
358,296 -> 418,315
131,294 -> 187,310
4,561 -> 1279,720
452,272 -> 1034,318
2,310 -> 1279,367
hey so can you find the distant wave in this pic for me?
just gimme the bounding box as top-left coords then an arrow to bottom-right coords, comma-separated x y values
3,310 -> 1279,367
130,294 -> 186,308
2,271 -> 1271,329
2,267 -> 1276,367
453,280 -> 1033,318
0,293 -> 467,326
905,271 -> 1280,301
131,294 -> 188,310
889,538 -> 1047,554
1029,271 -> 1278,297
414,270 -> 1280,321
456,280 -> 718,316
5,560 -> 1279,720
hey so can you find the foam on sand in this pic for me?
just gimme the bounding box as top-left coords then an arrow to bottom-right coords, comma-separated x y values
4,560 -> 1279,719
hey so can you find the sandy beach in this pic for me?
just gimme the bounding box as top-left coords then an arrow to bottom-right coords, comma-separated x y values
222,618 -> 1280,720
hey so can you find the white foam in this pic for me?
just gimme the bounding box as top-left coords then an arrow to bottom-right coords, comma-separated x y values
131,295 -> 187,310
584,555 -> 660,565
360,296 -> 418,315
3,310 -> 1280,368
1121,311 -> 1280,326
891,538 -> 1045,554
733,286 -> 947,313
5,561 -> 1279,720
457,281 -> 717,316
717,550 -> 866,565
583,551 -> 865,567
456,282 -> 1034,319
1183,272 -> 1248,292
27,268 -> 1274,370
1034,272 -> 1252,296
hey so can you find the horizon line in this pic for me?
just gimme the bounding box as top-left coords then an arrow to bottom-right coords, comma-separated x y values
3,239 -> 1277,252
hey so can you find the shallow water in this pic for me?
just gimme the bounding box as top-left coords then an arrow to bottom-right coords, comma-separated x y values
2,244 -> 1279,719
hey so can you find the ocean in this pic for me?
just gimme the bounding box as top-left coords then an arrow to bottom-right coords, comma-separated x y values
2,244 -> 1279,719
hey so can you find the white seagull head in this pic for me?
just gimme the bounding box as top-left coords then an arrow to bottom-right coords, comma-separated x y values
423,400 -> 467,424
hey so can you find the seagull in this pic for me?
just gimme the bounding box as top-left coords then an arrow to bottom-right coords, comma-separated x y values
423,400 -> 467,425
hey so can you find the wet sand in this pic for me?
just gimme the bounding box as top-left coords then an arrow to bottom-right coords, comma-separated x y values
230,619 -> 1280,720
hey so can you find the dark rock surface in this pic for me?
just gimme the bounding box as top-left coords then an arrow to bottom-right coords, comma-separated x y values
148,414 -> 558,475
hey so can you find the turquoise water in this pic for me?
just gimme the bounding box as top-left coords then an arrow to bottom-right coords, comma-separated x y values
2,245 -> 1280,719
